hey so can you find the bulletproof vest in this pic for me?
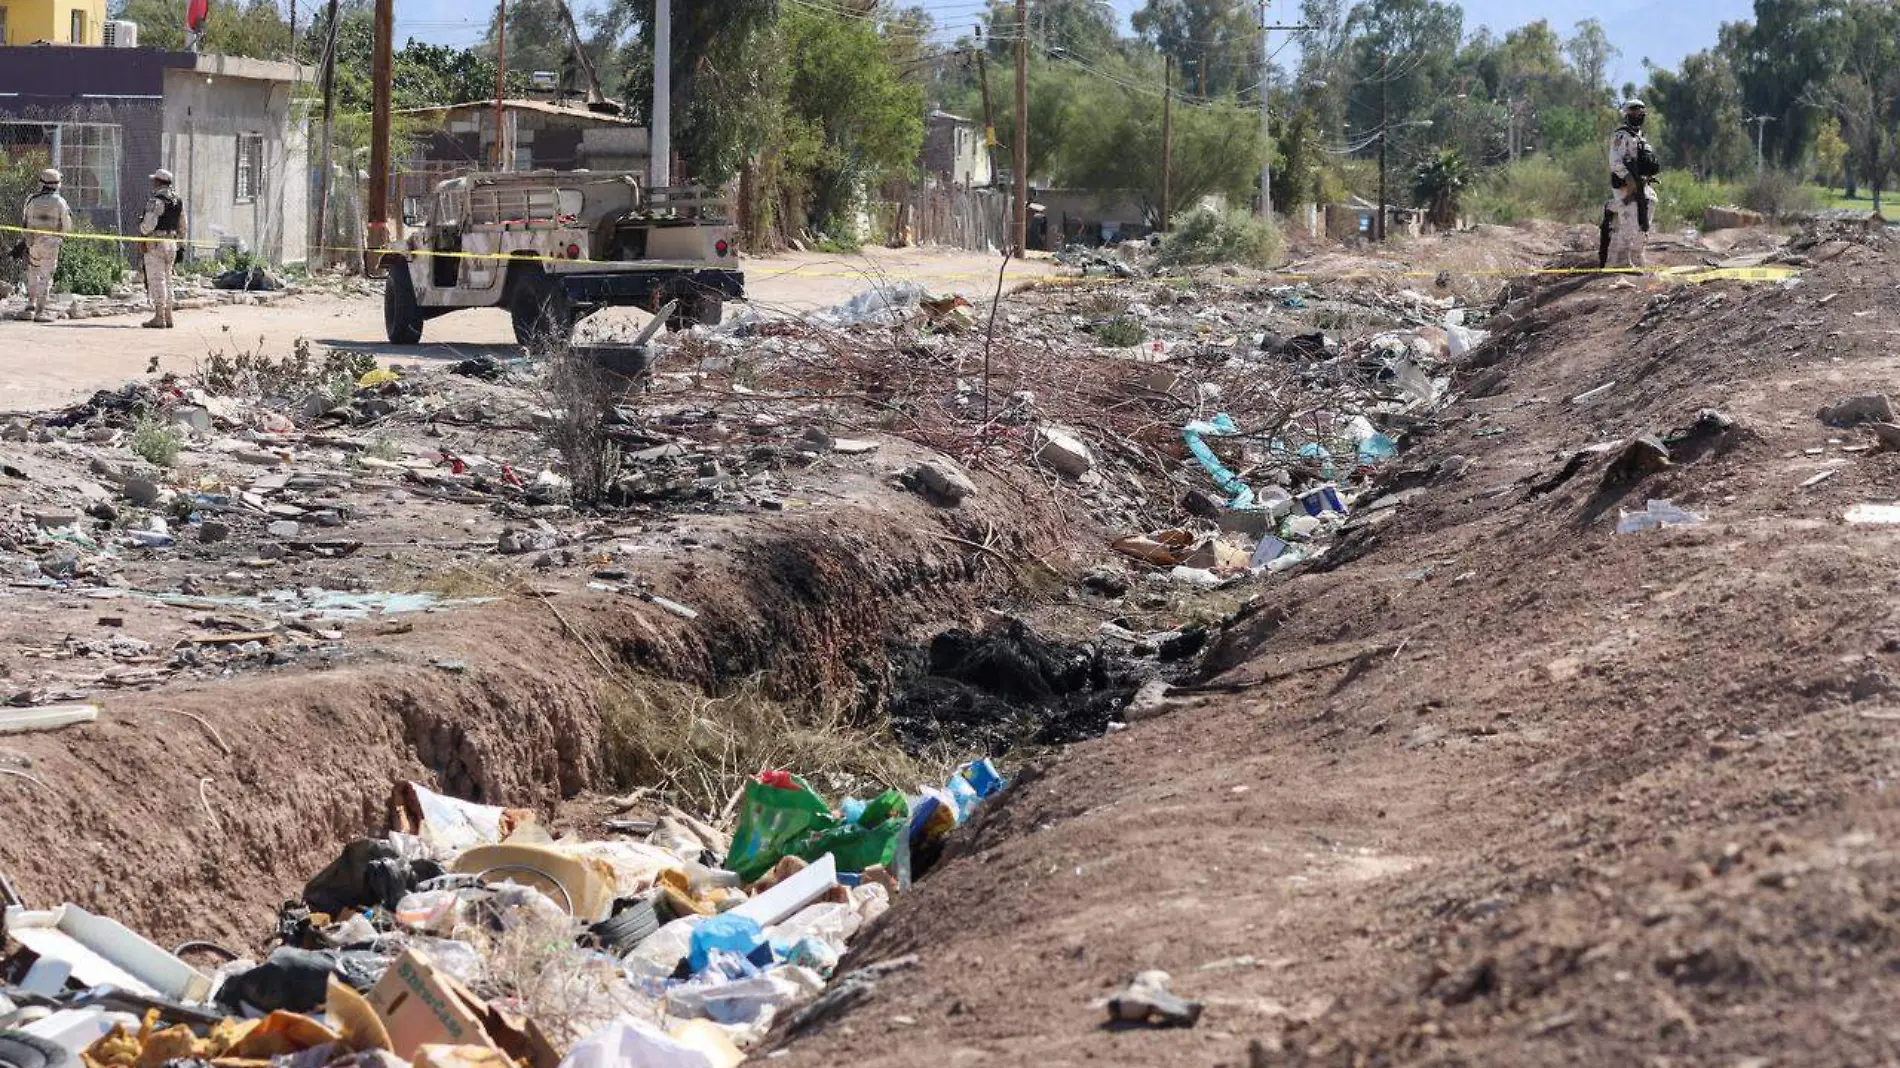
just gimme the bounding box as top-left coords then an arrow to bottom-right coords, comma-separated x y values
153,189 -> 183,232
22,191 -> 66,231
1618,125 -> 1661,177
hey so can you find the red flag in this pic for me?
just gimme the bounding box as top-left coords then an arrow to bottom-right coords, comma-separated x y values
186,0 -> 209,33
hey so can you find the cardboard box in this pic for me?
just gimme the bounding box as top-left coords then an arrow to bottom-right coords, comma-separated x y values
369,949 -> 558,1068
368,950 -> 498,1060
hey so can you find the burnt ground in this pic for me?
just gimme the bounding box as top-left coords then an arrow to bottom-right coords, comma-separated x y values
760,229 -> 1900,1065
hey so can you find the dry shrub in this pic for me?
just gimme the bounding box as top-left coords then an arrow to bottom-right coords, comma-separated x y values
600,675 -> 930,813
537,345 -> 624,507
463,901 -> 648,1047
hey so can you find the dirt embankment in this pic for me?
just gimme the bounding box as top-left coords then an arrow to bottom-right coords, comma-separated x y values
763,234 -> 1900,1065
0,481 -> 1066,947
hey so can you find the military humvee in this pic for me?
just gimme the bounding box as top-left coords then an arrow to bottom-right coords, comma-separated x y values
384,171 -> 744,350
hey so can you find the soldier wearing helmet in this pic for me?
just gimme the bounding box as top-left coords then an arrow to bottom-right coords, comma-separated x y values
14,168 -> 73,323
1602,99 -> 1660,269
136,168 -> 184,329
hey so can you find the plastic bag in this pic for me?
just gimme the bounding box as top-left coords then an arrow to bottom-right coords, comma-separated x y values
557,1016 -> 717,1068
688,914 -> 766,973
788,789 -> 908,875
724,773 -> 837,884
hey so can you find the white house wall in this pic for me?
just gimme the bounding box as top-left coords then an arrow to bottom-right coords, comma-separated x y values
160,70 -> 310,264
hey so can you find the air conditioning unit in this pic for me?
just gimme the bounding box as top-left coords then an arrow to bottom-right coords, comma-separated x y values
103,20 -> 139,48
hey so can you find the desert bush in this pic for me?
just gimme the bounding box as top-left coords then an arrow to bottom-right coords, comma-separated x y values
1094,316 -> 1145,347
1740,169 -> 1823,218
1157,207 -> 1283,269
131,415 -> 181,467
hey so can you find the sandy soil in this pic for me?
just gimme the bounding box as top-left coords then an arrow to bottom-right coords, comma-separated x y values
762,229 -> 1900,1066
0,247 -> 1050,412
17,220 -> 1891,1065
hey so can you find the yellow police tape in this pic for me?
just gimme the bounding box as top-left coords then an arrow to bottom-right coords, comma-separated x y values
2,223 -> 1802,287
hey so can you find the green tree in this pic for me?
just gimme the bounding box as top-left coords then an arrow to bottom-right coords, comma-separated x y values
1644,51 -> 1748,179
1132,0 -> 1262,99
979,0 -> 1121,63
1810,0 -> 1900,210
110,0 -> 291,57
1410,147 -> 1473,227
1342,0 -> 1463,145
482,0 -> 574,85
1728,0 -> 1849,167
781,7 -> 925,235
1812,116 -> 1848,191
1271,107 -> 1324,211
1563,18 -> 1618,111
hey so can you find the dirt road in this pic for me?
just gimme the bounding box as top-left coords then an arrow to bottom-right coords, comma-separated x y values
0,246 -> 1048,412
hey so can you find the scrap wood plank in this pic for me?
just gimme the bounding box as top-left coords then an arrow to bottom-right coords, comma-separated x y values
189,631 -> 279,645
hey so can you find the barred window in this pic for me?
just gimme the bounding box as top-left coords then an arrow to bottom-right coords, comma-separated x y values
235,133 -> 264,202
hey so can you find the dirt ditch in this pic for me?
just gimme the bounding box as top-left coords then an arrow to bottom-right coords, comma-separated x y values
0,472 -> 1160,948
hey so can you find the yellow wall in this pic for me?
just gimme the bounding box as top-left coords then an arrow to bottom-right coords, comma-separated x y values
0,0 -> 108,45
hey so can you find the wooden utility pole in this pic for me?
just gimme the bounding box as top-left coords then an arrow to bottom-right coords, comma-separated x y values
368,0 -> 392,256
314,0 -> 340,268
495,0 -> 509,168
1012,0 -> 1028,257
976,46 -> 999,188
1160,55 -> 1173,233
1376,53 -> 1387,242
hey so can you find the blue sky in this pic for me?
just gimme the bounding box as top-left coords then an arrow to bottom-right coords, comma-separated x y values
394,0 -> 1756,93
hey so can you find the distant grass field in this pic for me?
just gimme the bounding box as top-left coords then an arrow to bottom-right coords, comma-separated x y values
1808,186 -> 1886,212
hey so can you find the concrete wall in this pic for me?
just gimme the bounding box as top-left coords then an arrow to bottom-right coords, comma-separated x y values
161,69 -> 309,264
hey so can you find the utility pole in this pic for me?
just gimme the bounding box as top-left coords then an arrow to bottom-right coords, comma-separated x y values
1255,3 -> 1312,218
368,0 -> 392,257
1746,114 -> 1776,172
976,44 -> 999,189
1161,55 -> 1173,233
1376,53 -> 1387,242
652,0 -> 671,188
314,0 -> 339,268
1012,0 -> 1028,257
495,0 -> 509,169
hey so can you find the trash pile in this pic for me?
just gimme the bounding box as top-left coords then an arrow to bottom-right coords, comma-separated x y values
0,766 -> 1007,1066
646,277 -> 1477,585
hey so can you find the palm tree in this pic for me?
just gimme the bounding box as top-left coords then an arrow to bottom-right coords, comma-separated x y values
1411,149 -> 1475,230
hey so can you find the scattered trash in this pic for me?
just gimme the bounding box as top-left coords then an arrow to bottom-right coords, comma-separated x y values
1616,499 -> 1707,534
1105,970 -> 1204,1029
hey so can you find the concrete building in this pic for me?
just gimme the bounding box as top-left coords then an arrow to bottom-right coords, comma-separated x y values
0,0 -> 106,45
0,47 -> 309,263
921,111 -> 991,189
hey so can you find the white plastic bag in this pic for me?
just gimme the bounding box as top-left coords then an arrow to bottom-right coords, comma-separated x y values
557,1016 -> 716,1068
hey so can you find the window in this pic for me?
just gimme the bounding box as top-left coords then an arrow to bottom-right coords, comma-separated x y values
235,133 -> 264,202
69,9 -> 83,44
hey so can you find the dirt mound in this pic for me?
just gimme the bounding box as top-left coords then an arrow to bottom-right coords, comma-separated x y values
762,241 -> 1900,1065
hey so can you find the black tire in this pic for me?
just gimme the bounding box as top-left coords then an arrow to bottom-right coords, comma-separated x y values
585,894 -> 662,955
0,1031 -> 73,1068
510,272 -> 573,353
384,264 -> 424,345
